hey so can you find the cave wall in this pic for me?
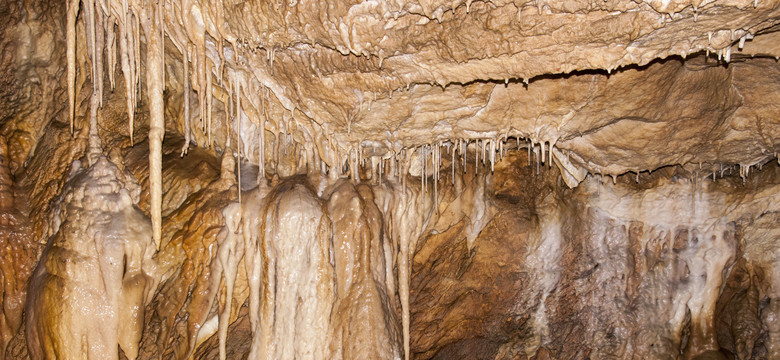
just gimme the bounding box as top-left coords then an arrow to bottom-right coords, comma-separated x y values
411,154 -> 780,359
0,0 -> 778,359
1,126 -> 778,359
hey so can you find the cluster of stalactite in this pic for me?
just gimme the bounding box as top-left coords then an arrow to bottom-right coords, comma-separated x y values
0,0 -> 778,358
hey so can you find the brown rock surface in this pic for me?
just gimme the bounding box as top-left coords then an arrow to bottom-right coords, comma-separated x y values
0,0 -> 778,358
410,154 -> 780,359
0,139 -> 34,358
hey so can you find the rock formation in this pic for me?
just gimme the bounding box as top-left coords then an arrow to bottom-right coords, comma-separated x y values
0,0 -> 778,358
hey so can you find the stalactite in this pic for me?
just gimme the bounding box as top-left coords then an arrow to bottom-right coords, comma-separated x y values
67,0 -> 79,133
54,1 -> 780,359
236,77 -> 243,206
237,148 -> 242,204
434,143 -> 439,206
196,42 -> 206,133
259,112 -> 266,181
181,46 -> 191,156
217,43 -> 225,88
207,63 -> 214,147
85,0 -> 96,90
481,139 -> 486,165
119,7 -> 133,143
133,14 -> 140,95
462,140 -> 467,174
105,15 -> 116,91
146,3 -> 165,249
226,88 -> 232,149
94,7 -> 105,107
548,140 -> 553,168
87,89 -> 101,166
490,139 -> 496,173
475,140 -> 479,174
358,144 -> 363,175
536,145 -> 540,175
451,147 -> 455,184
421,146 -> 427,200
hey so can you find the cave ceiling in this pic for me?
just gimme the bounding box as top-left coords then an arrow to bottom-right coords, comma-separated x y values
49,0 -> 780,186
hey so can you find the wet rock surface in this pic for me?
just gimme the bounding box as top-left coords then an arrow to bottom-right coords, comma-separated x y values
410,155 -> 780,359
0,0 -> 778,358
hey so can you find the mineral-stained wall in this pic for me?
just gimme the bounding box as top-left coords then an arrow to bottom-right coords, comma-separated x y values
412,155 -> 780,359
0,0 -> 779,358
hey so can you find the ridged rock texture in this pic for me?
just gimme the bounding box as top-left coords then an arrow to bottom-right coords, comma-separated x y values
0,0 -> 779,358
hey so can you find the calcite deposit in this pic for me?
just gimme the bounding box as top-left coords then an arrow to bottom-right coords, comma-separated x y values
0,0 -> 778,358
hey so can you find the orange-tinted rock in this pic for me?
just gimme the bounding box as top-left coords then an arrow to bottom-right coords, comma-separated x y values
0,0 -> 779,358
410,154 -> 780,359
0,139 -> 34,359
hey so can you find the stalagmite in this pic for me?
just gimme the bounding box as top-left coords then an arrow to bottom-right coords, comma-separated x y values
328,182 -> 402,359
397,183 -> 412,360
253,180 -> 334,359
26,85 -> 158,359
216,203 -> 244,360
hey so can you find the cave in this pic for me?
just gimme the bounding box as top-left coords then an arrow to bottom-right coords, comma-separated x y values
0,0 -> 779,358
